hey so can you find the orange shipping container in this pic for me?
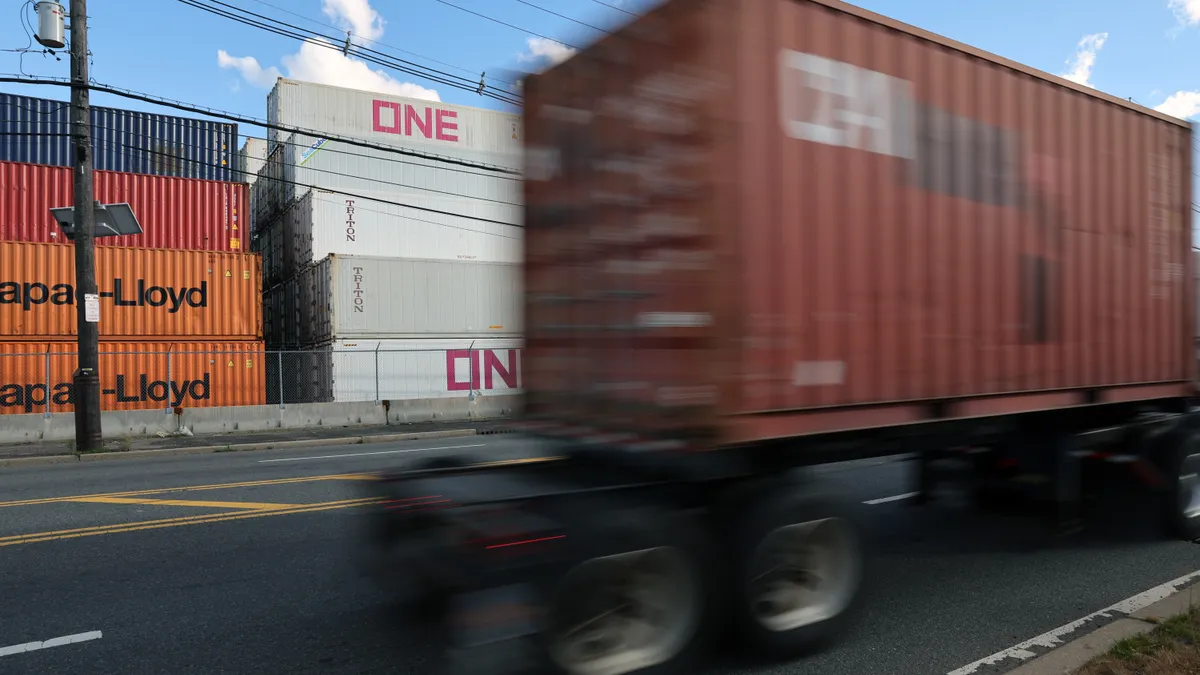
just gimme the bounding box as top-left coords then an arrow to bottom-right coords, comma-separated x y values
0,341 -> 266,414
0,241 -> 262,341
522,0 -> 1195,448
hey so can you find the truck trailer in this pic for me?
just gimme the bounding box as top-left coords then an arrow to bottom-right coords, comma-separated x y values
362,0 -> 1198,673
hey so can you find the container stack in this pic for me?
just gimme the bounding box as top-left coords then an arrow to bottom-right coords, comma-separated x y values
251,79 -> 524,403
0,92 -> 265,415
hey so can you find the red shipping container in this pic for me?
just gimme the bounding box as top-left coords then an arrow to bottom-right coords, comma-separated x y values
521,0 -> 1195,448
0,160 -> 247,252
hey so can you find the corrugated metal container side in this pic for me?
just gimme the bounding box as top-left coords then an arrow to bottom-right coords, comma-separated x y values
522,0 -> 1195,449
237,137 -> 269,186
0,92 -> 237,182
0,340 -> 266,414
266,188 -> 522,280
0,161 -> 247,252
0,242 -> 263,340
272,338 -> 523,404
266,78 -> 522,158
263,255 -> 522,347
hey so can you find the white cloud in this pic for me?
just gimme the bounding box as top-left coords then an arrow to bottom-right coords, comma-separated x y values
217,49 -> 281,89
322,0 -> 385,43
215,0 -> 438,101
1168,0 -> 1200,26
1155,90 -> 1200,119
1059,32 -> 1108,88
518,37 -> 577,68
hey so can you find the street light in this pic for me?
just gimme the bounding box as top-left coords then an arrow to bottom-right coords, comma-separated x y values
49,200 -> 142,450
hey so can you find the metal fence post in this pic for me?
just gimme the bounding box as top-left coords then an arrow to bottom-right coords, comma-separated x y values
165,346 -> 173,413
374,342 -> 381,406
43,346 -> 51,419
278,350 -> 285,410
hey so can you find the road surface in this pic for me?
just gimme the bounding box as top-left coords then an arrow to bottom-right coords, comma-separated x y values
0,435 -> 1196,675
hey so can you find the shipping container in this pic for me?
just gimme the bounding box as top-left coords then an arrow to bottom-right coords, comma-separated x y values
266,78 -> 523,160
263,254 -> 521,347
271,337 -> 523,404
0,340 -> 266,415
0,160 -> 247,252
237,137 -> 268,186
0,242 -> 263,341
0,92 -> 237,182
256,188 -> 522,284
522,0 -> 1196,447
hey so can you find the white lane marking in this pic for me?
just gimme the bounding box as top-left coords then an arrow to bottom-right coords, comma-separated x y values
863,492 -> 919,505
257,444 -> 487,464
946,569 -> 1200,675
0,631 -> 103,657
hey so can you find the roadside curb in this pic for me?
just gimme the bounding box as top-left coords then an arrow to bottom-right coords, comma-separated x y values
1002,580 -> 1199,675
0,428 -> 480,469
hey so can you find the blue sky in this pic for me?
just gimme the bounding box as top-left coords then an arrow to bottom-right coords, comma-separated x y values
1,0 -> 1199,142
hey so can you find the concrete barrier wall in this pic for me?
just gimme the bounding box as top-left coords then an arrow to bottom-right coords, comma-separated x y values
0,394 -> 523,443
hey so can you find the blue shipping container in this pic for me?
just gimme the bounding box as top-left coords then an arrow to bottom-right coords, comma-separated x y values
0,92 -> 238,182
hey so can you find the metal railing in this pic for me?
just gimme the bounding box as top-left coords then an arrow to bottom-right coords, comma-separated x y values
0,345 -> 523,417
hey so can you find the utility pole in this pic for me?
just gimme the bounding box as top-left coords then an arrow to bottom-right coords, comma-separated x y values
69,0 -> 102,451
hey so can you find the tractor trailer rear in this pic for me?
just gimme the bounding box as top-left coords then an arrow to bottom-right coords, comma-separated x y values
363,0 -> 1198,673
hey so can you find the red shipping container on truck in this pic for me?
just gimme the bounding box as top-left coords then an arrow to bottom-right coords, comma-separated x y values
0,341 -> 267,415
0,160 -> 247,252
0,241 -> 263,341
521,0 -> 1195,448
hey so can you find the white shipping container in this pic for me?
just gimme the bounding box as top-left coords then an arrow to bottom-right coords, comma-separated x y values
267,78 -> 523,159
263,254 -> 523,347
237,137 -> 268,186
279,188 -> 522,276
275,338 -> 525,404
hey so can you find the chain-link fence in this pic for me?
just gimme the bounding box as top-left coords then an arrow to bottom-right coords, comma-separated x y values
0,345 -> 524,416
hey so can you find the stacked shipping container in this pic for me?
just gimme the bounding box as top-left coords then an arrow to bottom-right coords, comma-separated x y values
0,92 -> 265,415
252,79 -> 525,404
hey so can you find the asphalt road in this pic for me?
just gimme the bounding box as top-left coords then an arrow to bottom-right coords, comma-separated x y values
0,437 -> 1196,675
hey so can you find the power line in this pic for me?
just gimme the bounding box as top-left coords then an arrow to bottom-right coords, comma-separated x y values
0,74 -> 523,175
241,0 -> 521,90
431,0 -> 582,50
512,0 -> 613,34
177,0 -> 522,107
1,96 -> 521,181
0,128 -> 523,207
585,0 -> 638,17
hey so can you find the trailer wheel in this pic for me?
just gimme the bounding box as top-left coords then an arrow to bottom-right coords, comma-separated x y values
1157,430 -> 1200,541
540,500 -> 719,675
730,487 -> 866,660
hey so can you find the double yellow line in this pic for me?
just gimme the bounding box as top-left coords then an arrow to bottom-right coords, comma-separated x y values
0,497 -> 383,548
0,473 -> 377,509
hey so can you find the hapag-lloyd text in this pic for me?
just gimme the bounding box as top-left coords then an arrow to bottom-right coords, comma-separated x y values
0,373 -> 211,413
0,279 -> 208,313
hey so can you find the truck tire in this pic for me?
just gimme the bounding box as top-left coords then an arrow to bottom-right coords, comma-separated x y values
728,487 -> 867,661
538,497 -> 721,675
1156,430 -> 1200,541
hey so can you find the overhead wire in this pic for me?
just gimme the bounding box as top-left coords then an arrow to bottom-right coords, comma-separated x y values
585,0 -> 638,17
511,0 -> 613,35
240,0 -> 521,90
0,128 -> 523,208
176,0 -> 522,107
430,0 -> 582,51
0,74 -> 523,175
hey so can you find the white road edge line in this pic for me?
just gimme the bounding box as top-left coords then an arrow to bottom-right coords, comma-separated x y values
257,443 -> 487,464
863,492 -> 919,505
0,630 -> 103,658
946,569 -> 1200,675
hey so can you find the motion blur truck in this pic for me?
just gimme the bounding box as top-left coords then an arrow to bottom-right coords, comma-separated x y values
363,0 -> 1198,673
